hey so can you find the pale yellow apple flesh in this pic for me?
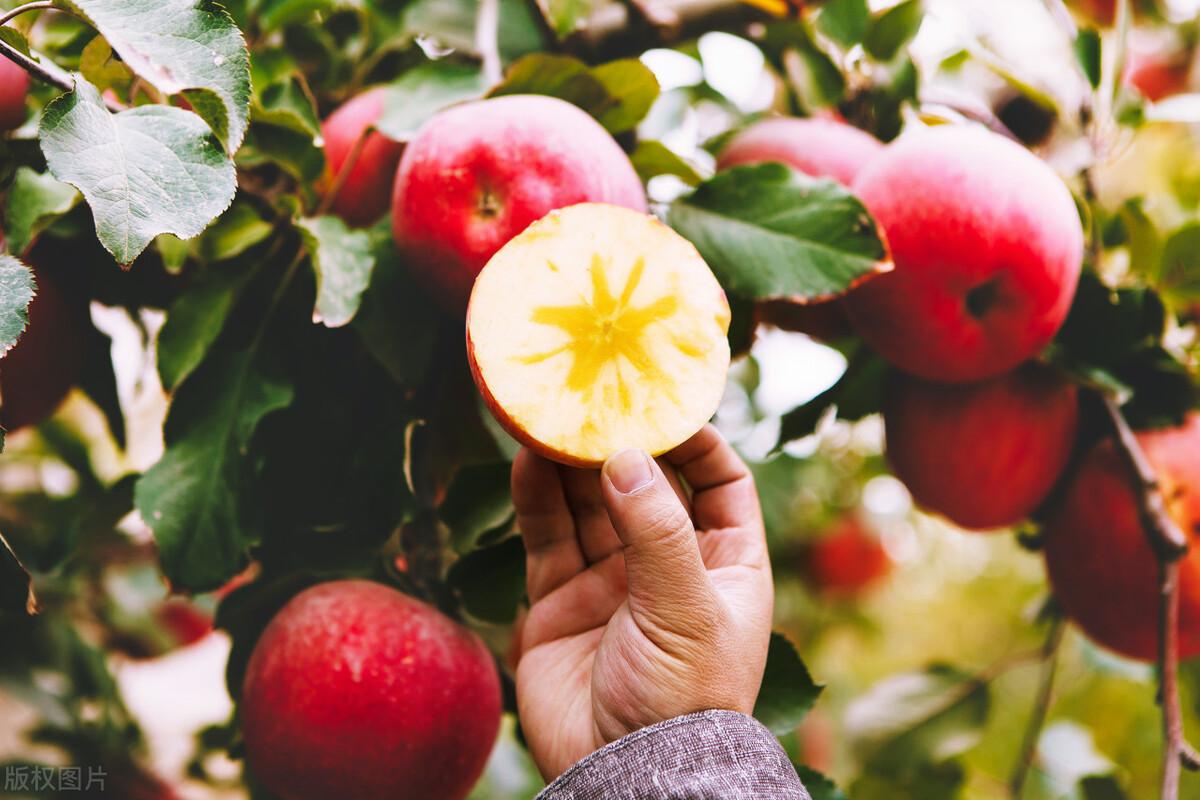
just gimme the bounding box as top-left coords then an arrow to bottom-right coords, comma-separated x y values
467,203 -> 731,467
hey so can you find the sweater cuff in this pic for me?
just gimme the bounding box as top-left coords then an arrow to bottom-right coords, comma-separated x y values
535,710 -> 811,800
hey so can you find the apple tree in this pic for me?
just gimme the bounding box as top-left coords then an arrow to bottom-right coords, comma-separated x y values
1,0 -> 1199,798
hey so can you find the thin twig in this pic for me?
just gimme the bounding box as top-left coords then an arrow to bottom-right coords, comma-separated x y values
1010,618 -> 1066,798
0,40 -> 124,112
1099,394 -> 1196,800
476,0 -> 503,85
313,128 -> 371,217
0,0 -> 55,27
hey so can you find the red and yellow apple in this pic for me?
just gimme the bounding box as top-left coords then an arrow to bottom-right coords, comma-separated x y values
717,116 -> 884,188
392,95 -> 647,313
884,365 -> 1078,531
1043,413 -> 1200,661
240,580 -> 502,800
845,126 -> 1083,383
0,262 -> 88,430
719,116 -> 883,336
800,515 -> 890,596
467,203 -> 730,467
0,57 -> 29,131
321,87 -> 406,227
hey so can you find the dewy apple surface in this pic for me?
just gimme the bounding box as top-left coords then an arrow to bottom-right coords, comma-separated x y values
467,203 -> 731,467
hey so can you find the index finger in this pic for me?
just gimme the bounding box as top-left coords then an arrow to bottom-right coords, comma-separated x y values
663,424 -> 762,533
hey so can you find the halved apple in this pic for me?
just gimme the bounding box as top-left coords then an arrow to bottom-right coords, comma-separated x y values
466,203 -> 731,467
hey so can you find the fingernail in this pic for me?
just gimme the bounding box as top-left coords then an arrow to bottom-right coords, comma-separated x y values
604,449 -> 653,495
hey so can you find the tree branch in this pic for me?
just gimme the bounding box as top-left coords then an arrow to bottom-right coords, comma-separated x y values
0,1 -> 56,27
0,37 -> 124,113
1099,394 -> 1196,799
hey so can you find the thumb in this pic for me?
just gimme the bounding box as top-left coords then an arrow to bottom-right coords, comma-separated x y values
601,449 -> 718,637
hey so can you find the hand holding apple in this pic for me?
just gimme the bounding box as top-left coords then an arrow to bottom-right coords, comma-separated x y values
514,424 -> 773,780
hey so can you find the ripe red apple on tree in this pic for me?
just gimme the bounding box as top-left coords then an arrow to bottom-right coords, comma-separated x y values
240,580 -> 501,800
467,203 -> 731,467
800,515 -> 891,596
883,365 -> 1079,531
1124,32 -> 1193,102
321,87 -> 405,227
0,263 -> 88,431
392,94 -> 647,313
719,116 -> 883,339
0,56 -> 29,130
1043,413 -> 1200,661
845,126 -> 1084,383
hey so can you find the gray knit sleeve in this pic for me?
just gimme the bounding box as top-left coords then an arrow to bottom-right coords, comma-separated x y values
534,710 -> 811,800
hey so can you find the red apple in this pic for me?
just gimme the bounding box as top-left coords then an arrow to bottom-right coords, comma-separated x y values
1070,0 -> 1152,26
1043,413 -> 1200,661
844,126 -> 1083,383
1124,32 -> 1193,102
0,263 -> 88,430
321,87 -> 405,227
392,95 -> 647,313
0,57 -> 29,131
884,365 -> 1078,531
801,515 -> 890,596
240,580 -> 502,800
717,116 -> 884,188
467,203 -> 730,467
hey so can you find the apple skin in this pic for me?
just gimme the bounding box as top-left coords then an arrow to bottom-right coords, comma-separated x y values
0,57 -> 29,131
321,87 -> 406,227
240,580 -> 502,800
717,116 -> 884,187
1043,413 -> 1200,662
1124,36 -> 1193,102
801,516 -> 890,596
392,95 -> 647,313
0,263 -> 88,431
844,126 -> 1084,383
884,365 -> 1078,531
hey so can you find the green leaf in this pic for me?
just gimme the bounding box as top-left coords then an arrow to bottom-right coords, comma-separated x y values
297,216 -> 375,328
252,76 -> 322,140
864,0 -> 924,62
794,767 -> 847,800
845,665 -> 989,773
440,461 -> 514,553
1053,270 -> 1165,366
491,53 -> 659,135
1156,223 -> 1200,308
240,122 -> 325,182
375,60 -> 490,141
403,0 -> 549,63
64,0 -> 252,153
447,534 -> 525,623
818,0 -> 870,49
1081,775 -> 1127,800
776,351 -> 885,446
195,200 -> 273,263
753,632 -> 822,735
0,27 -> 31,58
0,255 -> 36,357
667,163 -> 888,302
78,324 -> 126,448
540,0 -> 592,37
759,21 -> 845,111
3,168 -> 79,256
630,140 -> 702,186
135,346 -> 294,591
39,78 -> 237,266
1075,29 -> 1102,89
157,262 -> 256,392
79,36 -> 133,96
352,243 -> 439,387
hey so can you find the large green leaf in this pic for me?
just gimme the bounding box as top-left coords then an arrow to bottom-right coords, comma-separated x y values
352,244 -> 439,388
794,768 -> 847,800
375,60 -> 490,141
447,534 -> 525,623
817,0 -> 870,49
491,53 -> 659,134
39,78 -> 236,266
668,163 -> 889,302
297,216 -> 375,328
440,461 -> 514,553
0,256 -> 35,360
3,168 -> 80,256
64,0 -> 251,153
630,140 -> 702,186
863,0 -> 924,62
136,344 -> 293,591
753,632 -> 822,735
157,262 -> 256,391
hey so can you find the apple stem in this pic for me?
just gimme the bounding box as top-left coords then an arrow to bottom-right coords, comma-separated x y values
1099,393 -> 1197,799
1008,615 -> 1065,799
314,128 -> 371,217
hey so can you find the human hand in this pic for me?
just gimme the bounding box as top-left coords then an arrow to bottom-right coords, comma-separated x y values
512,424 -> 774,781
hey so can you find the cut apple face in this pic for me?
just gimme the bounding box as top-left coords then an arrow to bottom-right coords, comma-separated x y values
467,203 -> 731,467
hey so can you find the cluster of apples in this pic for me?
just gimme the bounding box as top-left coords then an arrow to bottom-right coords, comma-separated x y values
724,114 -> 1200,663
